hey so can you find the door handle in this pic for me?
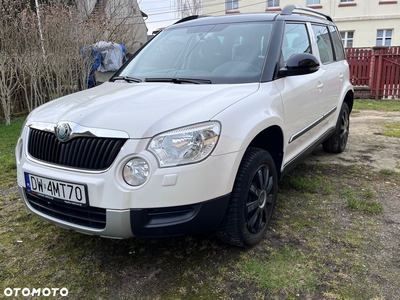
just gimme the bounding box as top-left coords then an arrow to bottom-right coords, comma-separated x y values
317,82 -> 324,91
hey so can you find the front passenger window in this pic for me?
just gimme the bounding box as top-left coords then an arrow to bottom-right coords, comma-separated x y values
281,23 -> 311,63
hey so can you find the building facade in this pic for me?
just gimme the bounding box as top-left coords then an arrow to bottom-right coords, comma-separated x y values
202,0 -> 400,47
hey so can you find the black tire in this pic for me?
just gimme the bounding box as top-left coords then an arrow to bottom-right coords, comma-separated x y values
323,102 -> 350,153
216,148 -> 278,247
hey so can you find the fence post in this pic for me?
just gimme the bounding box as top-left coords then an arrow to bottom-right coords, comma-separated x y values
369,49 -> 375,91
372,46 -> 387,100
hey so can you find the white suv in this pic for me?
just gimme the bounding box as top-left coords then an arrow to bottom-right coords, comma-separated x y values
16,6 -> 353,247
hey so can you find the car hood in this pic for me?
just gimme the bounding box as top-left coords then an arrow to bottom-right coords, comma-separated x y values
28,82 -> 259,138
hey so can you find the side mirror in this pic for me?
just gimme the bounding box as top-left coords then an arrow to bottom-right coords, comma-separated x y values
278,53 -> 320,77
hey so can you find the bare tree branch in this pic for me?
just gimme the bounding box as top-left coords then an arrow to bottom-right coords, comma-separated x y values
175,0 -> 202,18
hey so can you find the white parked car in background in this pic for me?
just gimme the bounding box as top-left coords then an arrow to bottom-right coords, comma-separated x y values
16,5 -> 353,247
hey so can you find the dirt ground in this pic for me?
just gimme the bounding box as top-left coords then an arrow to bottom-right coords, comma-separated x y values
1,109 -> 400,299
303,109 -> 400,299
308,109 -> 400,219
308,109 -> 400,172
307,109 -> 400,227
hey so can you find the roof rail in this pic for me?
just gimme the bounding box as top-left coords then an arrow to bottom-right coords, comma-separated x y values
173,15 -> 209,25
281,5 -> 333,22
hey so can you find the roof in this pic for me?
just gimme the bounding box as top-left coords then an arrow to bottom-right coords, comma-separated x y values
169,5 -> 335,30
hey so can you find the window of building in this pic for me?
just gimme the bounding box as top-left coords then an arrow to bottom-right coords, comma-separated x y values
267,0 -> 280,7
226,0 -> 239,11
340,31 -> 354,48
376,29 -> 392,46
307,0 -> 320,4
339,0 -> 356,7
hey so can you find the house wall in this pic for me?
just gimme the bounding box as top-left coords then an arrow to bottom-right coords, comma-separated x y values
202,0 -> 400,47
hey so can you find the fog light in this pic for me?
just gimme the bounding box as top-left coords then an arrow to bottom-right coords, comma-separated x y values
123,158 -> 150,186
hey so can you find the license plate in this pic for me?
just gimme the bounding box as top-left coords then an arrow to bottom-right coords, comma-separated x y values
25,173 -> 87,206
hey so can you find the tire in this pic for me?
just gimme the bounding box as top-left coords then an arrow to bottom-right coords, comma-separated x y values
323,102 -> 350,153
216,148 -> 278,247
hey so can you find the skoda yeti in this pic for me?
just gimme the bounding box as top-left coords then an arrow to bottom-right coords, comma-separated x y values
16,5 -> 353,247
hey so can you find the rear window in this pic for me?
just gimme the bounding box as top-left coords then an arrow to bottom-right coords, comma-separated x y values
311,24 -> 334,64
329,25 -> 346,61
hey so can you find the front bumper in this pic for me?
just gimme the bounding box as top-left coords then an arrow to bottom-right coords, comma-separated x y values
18,185 -> 230,238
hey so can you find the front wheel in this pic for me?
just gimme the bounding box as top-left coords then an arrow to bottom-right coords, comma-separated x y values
216,148 -> 278,247
323,102 -> 350,153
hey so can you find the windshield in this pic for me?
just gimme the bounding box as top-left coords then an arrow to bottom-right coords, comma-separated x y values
119,22 -> 273,84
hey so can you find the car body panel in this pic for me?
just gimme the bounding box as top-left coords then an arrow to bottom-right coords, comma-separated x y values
28,82 -> 259,138
16,7 -> 354,240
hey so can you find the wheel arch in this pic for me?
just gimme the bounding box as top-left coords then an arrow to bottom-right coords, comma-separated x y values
344,89 -> 354,113
247,125 -> 284,179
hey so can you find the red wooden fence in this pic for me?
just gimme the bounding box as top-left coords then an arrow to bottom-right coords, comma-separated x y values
371,47 -> 400,100
346,46 -> 400,99
346,48 -> 372,87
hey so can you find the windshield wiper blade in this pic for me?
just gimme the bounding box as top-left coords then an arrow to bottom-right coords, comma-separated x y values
110,76 -> 142,83
145,78 -> 212,84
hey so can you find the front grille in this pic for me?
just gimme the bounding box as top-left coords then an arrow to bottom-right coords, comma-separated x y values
26,191 -> 106,229
28,128 -> 127,170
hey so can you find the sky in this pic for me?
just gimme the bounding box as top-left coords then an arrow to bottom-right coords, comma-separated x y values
138,0 -> 180,34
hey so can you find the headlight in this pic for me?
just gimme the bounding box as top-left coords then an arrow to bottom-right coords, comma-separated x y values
123,157 -> 150,186
148,121 -> 221,167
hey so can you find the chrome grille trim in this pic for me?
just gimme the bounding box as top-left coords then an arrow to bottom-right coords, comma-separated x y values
27,124 -> 128,171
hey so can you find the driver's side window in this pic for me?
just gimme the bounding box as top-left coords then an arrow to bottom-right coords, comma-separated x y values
281,23 -> 311,63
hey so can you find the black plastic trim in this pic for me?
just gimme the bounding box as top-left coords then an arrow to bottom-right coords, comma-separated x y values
25,190 -> 106,229
130,194 -> 230,237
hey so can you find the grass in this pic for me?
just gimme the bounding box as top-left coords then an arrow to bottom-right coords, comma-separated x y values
0,171 -> 397,300
279,173 -> 321,193
340,183 -> 383,214
353,99 -> 400,111
380,168 -> 400,177
0,118 -> 25,187
236,246 -> 318,293
272,164 -> 395,299
381,121 -> 400,138
347,198 -> 383,214
1,105 -> 400,299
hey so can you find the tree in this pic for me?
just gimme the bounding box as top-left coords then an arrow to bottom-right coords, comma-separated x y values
175,0 -> 202,18
0,0 -> 147,125
0,55 -> 20,125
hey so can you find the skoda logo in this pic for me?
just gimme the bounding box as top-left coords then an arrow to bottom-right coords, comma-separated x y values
55,123 -> 71,142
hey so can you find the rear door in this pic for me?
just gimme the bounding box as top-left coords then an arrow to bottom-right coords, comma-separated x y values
310,23 -> 349,130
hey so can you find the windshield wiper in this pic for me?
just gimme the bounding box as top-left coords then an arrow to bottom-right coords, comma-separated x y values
110,76 -> 142,83
145,78 -> 212,84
